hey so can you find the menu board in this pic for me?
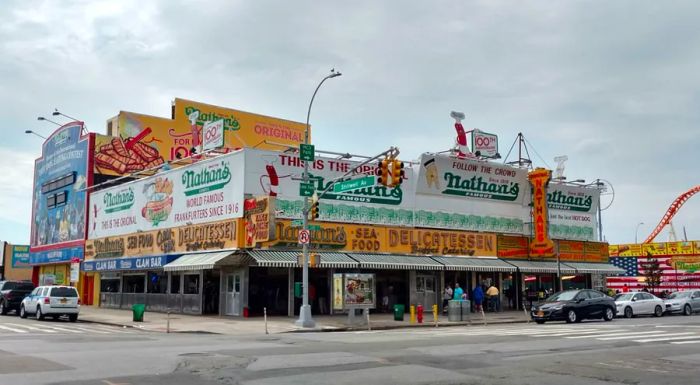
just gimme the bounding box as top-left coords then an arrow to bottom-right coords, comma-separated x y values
343,273 -> 376,309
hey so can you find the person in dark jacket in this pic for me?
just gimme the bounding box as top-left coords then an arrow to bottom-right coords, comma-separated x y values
473,285 -> 485,312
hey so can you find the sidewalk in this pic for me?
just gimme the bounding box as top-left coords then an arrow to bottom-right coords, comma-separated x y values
79,306 -> 531,335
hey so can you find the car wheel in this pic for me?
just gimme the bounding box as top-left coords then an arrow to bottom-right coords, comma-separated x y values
20,305 -> 27,319
603,307 -> 614,321
36,306 -> 45,321
684,305 -> 692,316
0,301 -> 7,315
69,314 -> 78,322
654,305 -> 663,317
566,310 -> 578,323
624,307 -> 633,318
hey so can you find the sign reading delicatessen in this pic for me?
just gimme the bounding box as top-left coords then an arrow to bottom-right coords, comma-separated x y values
85,219 -> 240,259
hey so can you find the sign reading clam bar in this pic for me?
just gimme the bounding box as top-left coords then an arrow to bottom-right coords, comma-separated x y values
528,168 -> 554,258
89,151 -> 244,239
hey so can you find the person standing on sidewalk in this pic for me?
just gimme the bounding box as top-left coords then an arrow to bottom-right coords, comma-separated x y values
486,284 -> 500,312
443,284 -> 453,314
473,285 -> 484,312
453,283 -> 464,301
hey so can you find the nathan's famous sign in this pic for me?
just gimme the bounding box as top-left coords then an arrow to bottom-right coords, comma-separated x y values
89,151 -> 244,239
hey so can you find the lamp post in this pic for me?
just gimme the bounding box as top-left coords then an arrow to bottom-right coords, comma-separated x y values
37,116 -> 61,126
635,222 -> 644,244
52,109 -> 81,122
25,130 -> 47,140
296,69 -> 342,328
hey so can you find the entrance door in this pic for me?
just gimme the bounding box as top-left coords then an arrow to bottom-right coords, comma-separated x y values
415,274 -> 437,311
225,273 -> 242,316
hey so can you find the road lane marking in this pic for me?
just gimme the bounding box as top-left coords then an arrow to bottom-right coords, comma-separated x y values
634,335 -> 700,343
85,325 -> 134,334
598,332 -> 693,341
0,324 -> 28,333
566,331 -> 662,339
69,325 -> 112,334
531,329 -> 624,337
672,340 -> 700,344
5,323 -> 57,333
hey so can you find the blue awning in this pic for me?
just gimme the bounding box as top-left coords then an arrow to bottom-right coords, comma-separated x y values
82,254 -> 181,272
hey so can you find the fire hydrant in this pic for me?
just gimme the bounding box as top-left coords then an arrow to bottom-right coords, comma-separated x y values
417,304 -> 424,323
432,304 -> 438,325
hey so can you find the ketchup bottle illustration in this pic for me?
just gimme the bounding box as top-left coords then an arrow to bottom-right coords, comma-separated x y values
450,111 -> 470,158
262,161 -> 279,197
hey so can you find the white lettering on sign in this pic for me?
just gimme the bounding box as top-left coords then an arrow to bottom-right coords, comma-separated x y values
136,257 -> 163,269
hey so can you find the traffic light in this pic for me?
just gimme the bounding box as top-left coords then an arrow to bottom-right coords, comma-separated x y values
391,159 -> 404,187
376,158 -> 390,186
308,193 -> 319,221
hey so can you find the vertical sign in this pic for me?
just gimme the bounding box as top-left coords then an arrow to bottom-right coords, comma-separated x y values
243,196 -> 275,247
333,273 -> 344,310
70,262 -> 80,283
202,119 -> 225,152
529,168 -> 554,258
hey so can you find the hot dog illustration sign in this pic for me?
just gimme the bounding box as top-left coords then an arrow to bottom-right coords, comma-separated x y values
89,151 -> 245,239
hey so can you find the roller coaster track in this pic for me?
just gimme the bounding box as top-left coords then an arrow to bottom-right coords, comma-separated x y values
643,185 -> 700,243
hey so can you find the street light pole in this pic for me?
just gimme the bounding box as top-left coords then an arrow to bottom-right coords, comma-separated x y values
635,222 -> 644,244
25,130 -> 47,140
296,69 -> 342,328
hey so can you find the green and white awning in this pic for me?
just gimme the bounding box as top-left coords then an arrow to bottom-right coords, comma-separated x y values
562,262 -> 625,275
347,253 -> 443,270
505,260 -> 577,274
163,251 -> 237,272
432,256 -> 517,272
247,250 -> 359,268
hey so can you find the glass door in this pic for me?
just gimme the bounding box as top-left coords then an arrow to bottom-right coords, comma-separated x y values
225,273 -> 242,316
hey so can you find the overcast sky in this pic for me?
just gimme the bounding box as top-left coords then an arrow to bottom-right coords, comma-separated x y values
1,1 -> 699,246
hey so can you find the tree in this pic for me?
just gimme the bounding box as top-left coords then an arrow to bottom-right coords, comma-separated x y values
644,253 -> 663,294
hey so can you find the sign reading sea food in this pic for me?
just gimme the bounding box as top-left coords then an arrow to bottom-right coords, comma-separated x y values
89,151 -> 244,239
244,148 -> 416,227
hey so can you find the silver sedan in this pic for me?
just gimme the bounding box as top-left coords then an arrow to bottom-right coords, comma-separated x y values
615,292 -> 665,318
664,290 -> 700,316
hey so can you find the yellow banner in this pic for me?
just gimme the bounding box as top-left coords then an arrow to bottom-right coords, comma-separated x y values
642,243 -> 668,256
667,241 -> 695,255
85,219 -> 240,259
261,220 -> 498,257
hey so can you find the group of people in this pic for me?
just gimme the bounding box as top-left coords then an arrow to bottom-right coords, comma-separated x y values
443,282 -> 502,313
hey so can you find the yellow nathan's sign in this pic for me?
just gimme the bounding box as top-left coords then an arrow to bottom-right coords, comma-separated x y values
610,241 -> 699,257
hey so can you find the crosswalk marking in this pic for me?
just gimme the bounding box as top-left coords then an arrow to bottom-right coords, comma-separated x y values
531,329 -> 624,337
0,324 -> 28,333
634,335 -> 700,343
5,323 -> 57,333
566,331 -> 661,339
672,339 -> 700,345
597,332 -> 693,341
35,324 -> 84,333
69,325 -> 112,334
86,324 -> 134,334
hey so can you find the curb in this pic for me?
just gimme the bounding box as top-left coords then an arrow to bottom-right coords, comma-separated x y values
284,318 -> 530,333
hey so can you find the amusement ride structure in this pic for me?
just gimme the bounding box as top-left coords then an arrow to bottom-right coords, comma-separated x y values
643,185 -> 700,243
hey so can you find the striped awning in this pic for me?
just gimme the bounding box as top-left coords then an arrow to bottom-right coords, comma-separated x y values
432,256 -> 516,272
562,262 -> 626,275
163,251 -> 236,272
505,260 -> 577,274
347,253 -> 443,270
247,250 -> 359,268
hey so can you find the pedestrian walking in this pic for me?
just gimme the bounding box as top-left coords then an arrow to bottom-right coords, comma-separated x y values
443,284 -> 453,313
486,284 -> 500,312
473,285 -> 484,312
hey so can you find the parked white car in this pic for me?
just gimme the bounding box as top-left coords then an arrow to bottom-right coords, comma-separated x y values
664,290 -> 700,316
614,292 -> 664,318
20,286 -> 80,322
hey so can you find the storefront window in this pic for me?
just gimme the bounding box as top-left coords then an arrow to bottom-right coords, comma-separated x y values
184,274 -> 200,294
147,271 -> 168,294
123,274 -> 145,293
170,273 -> 181,294
101,278 -> 121,293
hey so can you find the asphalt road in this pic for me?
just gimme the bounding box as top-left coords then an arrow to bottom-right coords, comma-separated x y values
1,312 -> 700,385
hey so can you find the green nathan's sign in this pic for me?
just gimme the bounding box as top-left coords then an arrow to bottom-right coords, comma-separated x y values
182,161 -> 232,196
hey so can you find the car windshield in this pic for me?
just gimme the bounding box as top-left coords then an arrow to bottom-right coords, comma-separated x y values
50,287 -> 78,297
546,291 -> 579,301
667,292 -> 690,299
614,293 -> 634,301
1,282 -> 19,290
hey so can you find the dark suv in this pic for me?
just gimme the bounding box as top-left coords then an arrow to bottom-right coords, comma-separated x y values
0,280 -> 36,315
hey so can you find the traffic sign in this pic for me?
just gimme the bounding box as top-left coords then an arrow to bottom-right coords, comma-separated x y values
333,175 -> 376,193
291,219 -> 304,227
298,229 -> 310,245
300,144 -> 315,161
299,182 -> 315,197
308,225 -> 321,231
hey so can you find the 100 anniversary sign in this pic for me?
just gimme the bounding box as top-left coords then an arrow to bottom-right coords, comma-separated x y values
89,151 -> 244,239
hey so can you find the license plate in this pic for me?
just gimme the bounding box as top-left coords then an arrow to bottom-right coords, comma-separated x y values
60,298 -> 67,304
537,311 -> 544,317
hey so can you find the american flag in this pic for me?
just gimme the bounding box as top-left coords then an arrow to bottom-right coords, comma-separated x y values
607,256 -> 700,291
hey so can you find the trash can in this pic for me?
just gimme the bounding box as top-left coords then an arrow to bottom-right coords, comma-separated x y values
132,304 -> 145,322
448,300 -> 462,322
460,300 -> 471,319
393,304 -> 405,321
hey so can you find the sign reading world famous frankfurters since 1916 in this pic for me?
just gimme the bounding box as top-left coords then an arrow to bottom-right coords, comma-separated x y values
89,151 -> 244,239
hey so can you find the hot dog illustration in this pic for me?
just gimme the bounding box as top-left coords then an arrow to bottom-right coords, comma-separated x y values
450,111 -> 471,158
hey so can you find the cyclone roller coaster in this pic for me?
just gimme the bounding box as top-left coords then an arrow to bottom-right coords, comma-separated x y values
643,185 -> 700,243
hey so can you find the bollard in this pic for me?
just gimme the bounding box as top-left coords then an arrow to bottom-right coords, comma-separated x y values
417,304 -> 424,323
409,305 -> 416,324
481,306 -> 487,326
166,311 -> 171,334
432,304 -> 438,327
366,308 -> 371,331
523,303 -> 531,324
264,307 -> 269,334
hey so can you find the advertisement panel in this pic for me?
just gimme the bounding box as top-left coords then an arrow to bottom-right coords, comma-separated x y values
343,273 -> 376,309
172,98 -> 307,155
584,242 -> 609,263
85,219 -> 240,259
261,220 -> 497,256
31,123 -> 89,249
89,151 -> 244,239
471,130 -> 498,158
547,183 -> 599,241
414,154 -> 526,233
332,273 -> 344,310
666,242 -> 695,255
202,119 -> 225,152
244,149 -> 416,227
29,246 -> 84,265
557,240 -> 585,261
11,245 -> 31,268
244,196 -> 275,247
528,168 -> 554,258
497,236 -> 529,259
93,133 -> 166,176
